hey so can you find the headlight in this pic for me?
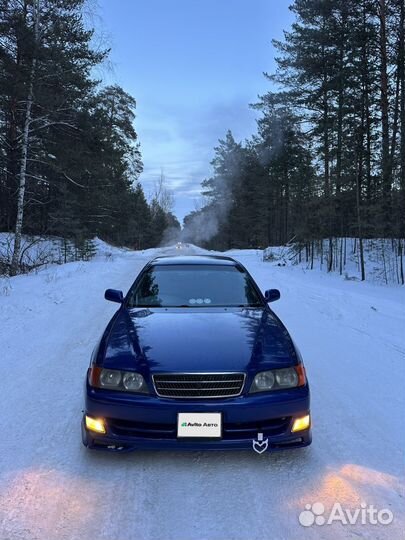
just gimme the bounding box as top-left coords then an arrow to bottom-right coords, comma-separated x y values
89,367 -> 148,393
252,371 -> 275,391
275,368 -> 298,387
250,366 -> 305,393
100,369 -> 122,388
122,372 -> 145,391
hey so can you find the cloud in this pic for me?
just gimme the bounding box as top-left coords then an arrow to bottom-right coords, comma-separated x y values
136,96 -> 259,220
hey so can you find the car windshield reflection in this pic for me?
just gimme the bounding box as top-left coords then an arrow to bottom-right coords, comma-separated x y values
127,264 -> 263,308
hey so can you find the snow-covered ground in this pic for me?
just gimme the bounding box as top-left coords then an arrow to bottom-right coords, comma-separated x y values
0,233 -> 128,271
0,244 -> 404,540
263,237 -> 405,285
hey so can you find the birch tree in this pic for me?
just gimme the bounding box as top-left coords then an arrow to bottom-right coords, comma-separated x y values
10,0 -> 40,275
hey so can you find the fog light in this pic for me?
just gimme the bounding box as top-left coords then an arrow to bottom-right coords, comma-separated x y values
292,414 -> 310,432
85,415 -> 106,434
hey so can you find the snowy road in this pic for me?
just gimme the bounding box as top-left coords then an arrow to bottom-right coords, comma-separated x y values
0,245 -> 404,540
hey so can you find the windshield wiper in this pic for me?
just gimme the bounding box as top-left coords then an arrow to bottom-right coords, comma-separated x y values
129,304 -> 160,308
235,304 -> 263,308
130,303 -> 263,309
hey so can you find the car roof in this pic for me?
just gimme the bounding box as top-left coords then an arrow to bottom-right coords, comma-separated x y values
150,255 -> 238,266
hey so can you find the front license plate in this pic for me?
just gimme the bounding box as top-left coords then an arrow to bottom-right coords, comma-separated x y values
177,412 -> 222,438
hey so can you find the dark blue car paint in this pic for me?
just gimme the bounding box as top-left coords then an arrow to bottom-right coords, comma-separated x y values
82,256 -> 311,452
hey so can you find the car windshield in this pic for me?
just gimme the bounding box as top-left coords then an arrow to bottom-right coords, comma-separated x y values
127,264 -> 263,308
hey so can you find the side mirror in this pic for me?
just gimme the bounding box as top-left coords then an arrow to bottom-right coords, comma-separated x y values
105,289 -> 124,303
264,289 -> 280,303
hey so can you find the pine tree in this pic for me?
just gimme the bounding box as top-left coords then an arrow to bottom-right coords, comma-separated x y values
0,0 -> 106,273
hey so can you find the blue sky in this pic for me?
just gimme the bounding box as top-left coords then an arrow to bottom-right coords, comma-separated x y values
97,0 -> 294,221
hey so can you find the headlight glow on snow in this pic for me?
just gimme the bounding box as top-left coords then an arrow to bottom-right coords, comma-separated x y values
250,366 -> 306,393
89,367 -> 148,393
85,415 -> 106,434
291,414 -> 310,432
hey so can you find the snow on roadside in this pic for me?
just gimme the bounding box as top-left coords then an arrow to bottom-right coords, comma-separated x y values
262,238 -> 405,285
0,233 -> 130,272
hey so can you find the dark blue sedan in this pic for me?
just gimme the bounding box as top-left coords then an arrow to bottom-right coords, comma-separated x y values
82,255 -> 311,452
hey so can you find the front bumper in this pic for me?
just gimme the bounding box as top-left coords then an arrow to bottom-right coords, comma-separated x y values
82,383 -> 311,452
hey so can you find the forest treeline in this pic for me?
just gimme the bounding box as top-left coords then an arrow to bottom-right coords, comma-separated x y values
183,0 -> 405,280
0,0 -> 179,274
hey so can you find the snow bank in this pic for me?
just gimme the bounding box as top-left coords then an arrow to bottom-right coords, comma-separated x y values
0,233 -> 131,273
262,238 -> 405,285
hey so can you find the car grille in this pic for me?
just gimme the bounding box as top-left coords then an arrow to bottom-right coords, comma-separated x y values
152,373 -> 245,398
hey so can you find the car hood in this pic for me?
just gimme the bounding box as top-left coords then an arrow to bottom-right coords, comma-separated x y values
101,307 -> 297,373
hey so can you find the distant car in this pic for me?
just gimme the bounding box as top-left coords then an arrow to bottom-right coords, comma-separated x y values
82,255 -> 311,452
